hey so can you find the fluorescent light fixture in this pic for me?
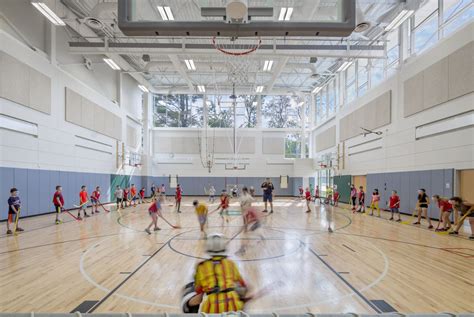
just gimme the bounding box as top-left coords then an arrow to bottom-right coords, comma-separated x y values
278,8 -> 287,21
285,7 -> 293,21
138,85 -> 149,93
184,59 -> 196,71
164,6 -> 174,20
157,6 -> 174,21
197,85 -> 206,93
256,86 -> 264,93
263,60 -> 274,71
278,7 -> 293,21
385,9 -> 414,31
312,86 -> 322,94
103,58 -> 120,70
32,2 -> 65,26
336,61 -> 352,72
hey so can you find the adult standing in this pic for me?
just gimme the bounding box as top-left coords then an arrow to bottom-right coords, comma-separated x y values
350,184 -> 357,211
261,177 -> 275,214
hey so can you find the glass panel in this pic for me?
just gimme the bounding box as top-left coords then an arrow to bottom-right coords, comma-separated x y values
386,29 -> 399,65
153,94 -> 203,127
327,81 -> 336,116
443,1 -> 473,35
346,63 -> 356,103
285,133 -> 301,159
262,95 -> 302,128
414,12 -> 439,54
357,59 -> 368,96
206,95 -> 234,128
315,94 -> 322,123
236,95 -> 257,128
370,59 -> 384,88
415,0 -> 438,27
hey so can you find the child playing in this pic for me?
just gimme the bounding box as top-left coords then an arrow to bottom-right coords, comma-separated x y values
305,187 -> 312,213
123,187 -> 130,208
114,185 -> 124,209
139,187 -> 145,204
208,185 -> 216,203
413,188 -> 433,229
388,190 -> 401,222
145,196 -> 162,234
216,190 -> 230,222
130,184 -> 138,207
175,184 -> 182,213
6,188 -> 23,234
314,185 -> 320,204
249,186 -> 255,197
78,185 -> 90,219
193,200 -> 208,235
370,189 -> 380,216
357,186 -> 365,213
350,185 -> 357,211
448,197 -> 474,239
90,186 -> 101,213
333,186 -> 340,207
298,186 -> 304,199
432,195 -> 453,231
53,185 -> 64,224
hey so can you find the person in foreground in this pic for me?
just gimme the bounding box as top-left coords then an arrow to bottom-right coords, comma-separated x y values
182,233 -> 250,313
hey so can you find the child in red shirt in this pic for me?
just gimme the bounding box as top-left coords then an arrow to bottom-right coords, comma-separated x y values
123,187 -> 129,208
91,186 -> 101,213
139,187 -> 145,204
388,190 -> 401,222
357,186 -> 365,213
78,185 -> 90,219
432,195 -> 453,231
215,190 -> 230,222
145,196 -> 162,234
305,187 -> 312,213
333,187 -> 340,207
53,185 -> 64,224
175,184 -> 182,213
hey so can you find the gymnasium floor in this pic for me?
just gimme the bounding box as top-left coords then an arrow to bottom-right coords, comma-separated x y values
0,197 -> 472,314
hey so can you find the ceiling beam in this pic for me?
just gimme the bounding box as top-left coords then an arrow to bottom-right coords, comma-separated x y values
266,57 -> 289,92
168,54 -> 194,91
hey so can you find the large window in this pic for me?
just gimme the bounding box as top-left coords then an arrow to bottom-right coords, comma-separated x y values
370,58 -> 384,88
153,94 -> 203,127
357,59 -> 368,96
443,0 -> 473,35
206,95 -> 257,128
285,133 -> 301,158
414,1 -> 439,54
346,63 -> 356,103
262,95 -> 302,128
327,80 -> 336,116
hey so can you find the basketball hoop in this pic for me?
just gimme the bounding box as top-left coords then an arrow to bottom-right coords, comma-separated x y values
211,37 -> 262,56
211,36 -> 261,85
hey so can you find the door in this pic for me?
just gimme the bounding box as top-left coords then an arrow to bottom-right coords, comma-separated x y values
353,175 -> 367,192
460,169 -> 474,202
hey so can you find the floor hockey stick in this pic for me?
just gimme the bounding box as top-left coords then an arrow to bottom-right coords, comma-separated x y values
158,214 -> 181,229
97,200 -> 110,212
63,209 -> 82,221
13,209 -> 21,235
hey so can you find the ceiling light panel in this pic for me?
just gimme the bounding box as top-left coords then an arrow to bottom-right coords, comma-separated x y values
32,2 -> 65,26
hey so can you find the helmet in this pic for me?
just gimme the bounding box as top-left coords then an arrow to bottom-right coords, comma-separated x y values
206,233 -> 227,253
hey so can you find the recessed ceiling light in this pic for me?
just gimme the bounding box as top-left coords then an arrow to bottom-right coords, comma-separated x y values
184,59 -> 196,71
336,61 -> 352,72
256,86 -> 264,93
312,86 -> 322,94
263,60 -> 274,72
278,7 -> 293,21
32,1 -> 65,26
385,9 -> 414,31
103,58 -> 120,70
138,85 -> 149,93
157,6 -> 174,21
197,85 -> 206,93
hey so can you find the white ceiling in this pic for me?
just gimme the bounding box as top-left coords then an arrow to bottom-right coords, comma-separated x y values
61,0 -> 412,95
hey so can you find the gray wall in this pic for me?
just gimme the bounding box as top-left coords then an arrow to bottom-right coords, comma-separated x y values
366,169 -> 454,220
0,167 -> 143,220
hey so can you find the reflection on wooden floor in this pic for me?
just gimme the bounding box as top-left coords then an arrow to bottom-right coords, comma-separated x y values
0,197 -> 473,314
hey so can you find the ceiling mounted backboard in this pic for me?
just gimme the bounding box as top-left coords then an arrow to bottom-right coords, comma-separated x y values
117,0 -> 356,37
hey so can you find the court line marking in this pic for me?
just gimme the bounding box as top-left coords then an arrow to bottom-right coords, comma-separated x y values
258,237 -> 390,312
306,246 -> 381,313
342,244 -> 356,252
167,228 -> 305,262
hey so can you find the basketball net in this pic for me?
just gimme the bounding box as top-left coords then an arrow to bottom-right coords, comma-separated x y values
211,36 -> 261,85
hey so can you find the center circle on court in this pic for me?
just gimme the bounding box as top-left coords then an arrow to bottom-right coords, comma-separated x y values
168,228 -> 305,262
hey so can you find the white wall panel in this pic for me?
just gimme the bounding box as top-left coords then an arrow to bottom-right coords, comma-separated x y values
448,42 -> 474,99
29,67 -> 51,114
315,126 -> 336,152
423,57 -> 449,109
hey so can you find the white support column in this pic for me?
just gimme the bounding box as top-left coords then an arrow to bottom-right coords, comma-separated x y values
438,0 -> 444,39
142,93 -> 154,177
300,97 -> 306,159
203,94 -> 208,127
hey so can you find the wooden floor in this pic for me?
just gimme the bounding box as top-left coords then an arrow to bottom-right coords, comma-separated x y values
0,197 -> 473,314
